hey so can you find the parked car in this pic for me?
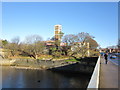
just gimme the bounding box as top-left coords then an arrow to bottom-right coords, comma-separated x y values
115,53 -> 120,57
110,55 -> 117,59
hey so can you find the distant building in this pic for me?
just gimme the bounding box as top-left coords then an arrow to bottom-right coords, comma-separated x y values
100,47 -> 120,53
45,40 -> 66,47
54,25 -> 63,41
45,40 -> 55,46
45,24 -> 64,47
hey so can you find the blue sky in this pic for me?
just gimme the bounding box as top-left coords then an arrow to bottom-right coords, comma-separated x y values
2,2 -> 118,48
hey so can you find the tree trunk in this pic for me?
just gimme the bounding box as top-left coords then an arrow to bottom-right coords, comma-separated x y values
35,54 -> 38,59
11,51 -> 15,56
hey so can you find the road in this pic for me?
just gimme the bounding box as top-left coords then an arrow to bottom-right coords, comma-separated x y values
108,53 -> 119,66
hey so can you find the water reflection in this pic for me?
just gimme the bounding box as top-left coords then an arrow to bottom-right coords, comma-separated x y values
2,66 -> 91,88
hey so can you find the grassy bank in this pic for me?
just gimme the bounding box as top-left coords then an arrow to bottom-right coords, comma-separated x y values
65,59 -> 79,62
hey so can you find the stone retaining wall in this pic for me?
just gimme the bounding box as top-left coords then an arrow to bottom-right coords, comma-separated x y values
1,57 -> 98,74
49,57 -> 98,74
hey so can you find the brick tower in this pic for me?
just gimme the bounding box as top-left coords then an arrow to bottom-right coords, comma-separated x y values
54,24 -> 62,41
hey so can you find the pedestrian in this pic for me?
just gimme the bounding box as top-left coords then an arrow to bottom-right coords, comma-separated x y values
104,53 -> 108,64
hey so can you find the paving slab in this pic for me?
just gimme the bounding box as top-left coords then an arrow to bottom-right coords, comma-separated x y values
99,57 -> 119,89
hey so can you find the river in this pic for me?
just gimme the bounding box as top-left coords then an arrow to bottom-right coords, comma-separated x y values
2,66 -> 91,88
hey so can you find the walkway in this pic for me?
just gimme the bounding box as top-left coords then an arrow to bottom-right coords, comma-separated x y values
99,57 -> 119,89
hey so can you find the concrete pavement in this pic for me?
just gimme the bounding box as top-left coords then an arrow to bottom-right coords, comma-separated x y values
99,57 -> 119,89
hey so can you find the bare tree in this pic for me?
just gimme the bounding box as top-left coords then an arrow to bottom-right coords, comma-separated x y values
3,37 -> 21,57
87,38 -> 98,49
22,35 -> 45,59
63,34 -> 77,46
24,35 -> 43,44
11,36 -> 20,44
62,34 -> 76,56
62,32 -> 98,58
